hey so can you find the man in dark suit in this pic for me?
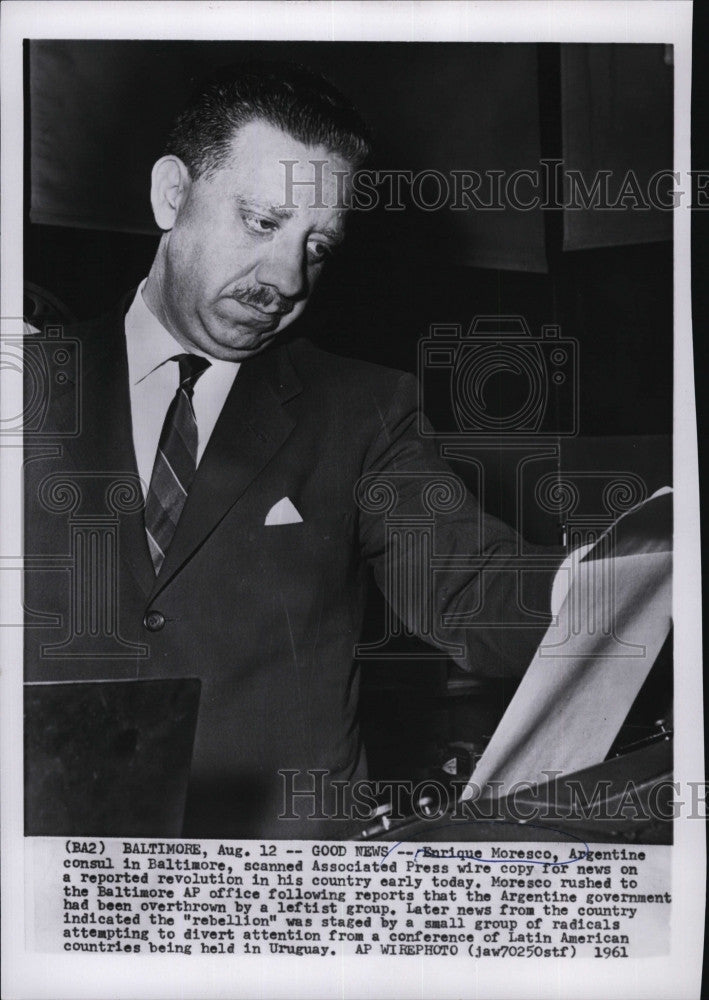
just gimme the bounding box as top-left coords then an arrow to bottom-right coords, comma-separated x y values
24,62 -> 562,839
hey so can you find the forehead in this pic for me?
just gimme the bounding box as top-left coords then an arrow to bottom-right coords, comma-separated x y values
213,118 -> 353,216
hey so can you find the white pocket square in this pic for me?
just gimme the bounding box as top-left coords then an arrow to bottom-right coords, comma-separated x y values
265,497 -> 303,526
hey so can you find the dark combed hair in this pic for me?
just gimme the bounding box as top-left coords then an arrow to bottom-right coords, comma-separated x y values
164,59 -> 371,178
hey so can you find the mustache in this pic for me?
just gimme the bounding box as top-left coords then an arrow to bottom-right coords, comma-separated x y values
232,286 -> 294,315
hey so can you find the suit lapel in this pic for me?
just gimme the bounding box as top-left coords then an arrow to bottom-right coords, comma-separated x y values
148,341 -> 302,599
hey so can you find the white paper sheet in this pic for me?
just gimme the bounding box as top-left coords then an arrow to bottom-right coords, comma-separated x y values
463,547 -> 672,801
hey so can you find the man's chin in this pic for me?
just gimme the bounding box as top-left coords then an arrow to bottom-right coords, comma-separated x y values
206,326 -> 282,362
199,306 -> 301,360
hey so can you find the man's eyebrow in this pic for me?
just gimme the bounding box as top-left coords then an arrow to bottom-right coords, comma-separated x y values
236,196 -> 294,220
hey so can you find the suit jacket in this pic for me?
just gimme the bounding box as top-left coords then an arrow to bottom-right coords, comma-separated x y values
24,297 -> 562,839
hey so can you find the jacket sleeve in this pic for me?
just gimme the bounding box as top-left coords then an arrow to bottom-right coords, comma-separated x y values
356,372 -> 565,678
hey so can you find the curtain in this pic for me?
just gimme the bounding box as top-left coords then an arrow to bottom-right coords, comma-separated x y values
561,44 -> 673,251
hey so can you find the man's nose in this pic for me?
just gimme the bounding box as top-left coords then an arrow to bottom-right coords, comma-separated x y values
255,239 -> 307,301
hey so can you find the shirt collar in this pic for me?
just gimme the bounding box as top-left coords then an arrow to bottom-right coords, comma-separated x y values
125,280 -> 185,385
124,279 -> 237,385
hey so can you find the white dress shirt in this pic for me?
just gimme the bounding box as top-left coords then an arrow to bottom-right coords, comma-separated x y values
124,280 -> 240,497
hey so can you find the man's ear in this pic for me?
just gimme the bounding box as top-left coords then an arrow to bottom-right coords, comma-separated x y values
150,155 -> 191,231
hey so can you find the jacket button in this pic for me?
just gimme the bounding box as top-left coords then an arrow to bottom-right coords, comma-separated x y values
143,610 -> 165,632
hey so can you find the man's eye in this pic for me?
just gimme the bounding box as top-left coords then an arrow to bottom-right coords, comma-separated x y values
242,214 -> 277,234
307,240 -> 334,264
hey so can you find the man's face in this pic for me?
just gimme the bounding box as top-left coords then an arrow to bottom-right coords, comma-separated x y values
154,119 -> 352,361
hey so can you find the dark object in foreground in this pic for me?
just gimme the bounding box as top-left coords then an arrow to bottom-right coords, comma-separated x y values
24,678 -> 201,837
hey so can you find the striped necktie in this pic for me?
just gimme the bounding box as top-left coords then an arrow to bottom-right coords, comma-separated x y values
145,353 -> 210,573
